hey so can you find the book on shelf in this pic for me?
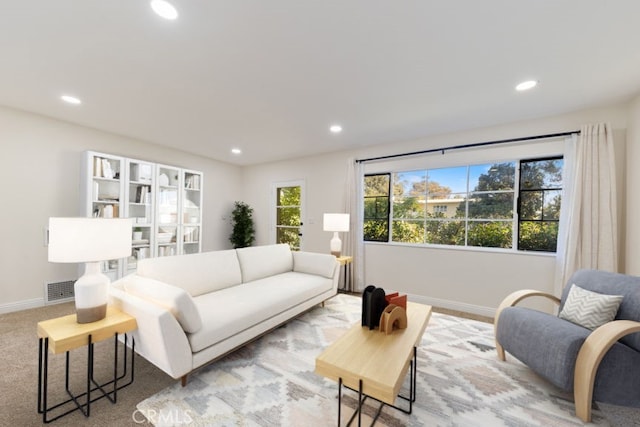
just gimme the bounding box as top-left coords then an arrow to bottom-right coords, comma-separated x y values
92,204 -> 119,218
135,185 -> 150,203
185,174 -> 201,190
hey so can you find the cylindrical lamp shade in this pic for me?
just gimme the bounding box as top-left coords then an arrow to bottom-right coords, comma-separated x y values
48,218 -> 133,262
323,213 -> 350,232
48,218 -> 132,323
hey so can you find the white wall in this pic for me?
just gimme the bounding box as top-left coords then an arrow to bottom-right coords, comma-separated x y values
242,103 -> 629,317
626,95 -> 640,275
0,106 -> 241,312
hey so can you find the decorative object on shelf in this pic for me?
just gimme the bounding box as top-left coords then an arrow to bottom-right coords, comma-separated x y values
48,217 -> 132,323
362,285 -> 387,329
379,304 -> 408,335
323,213 -> 350,257
133,227 -> 143,241
229,201 -> 255,249
158,173 -> 169,186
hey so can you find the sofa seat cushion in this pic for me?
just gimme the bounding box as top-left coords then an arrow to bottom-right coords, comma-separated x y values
496,306 -> 590,391
187,272 -> 333,352
137,250 -> 242,297
236,244 -> 293,283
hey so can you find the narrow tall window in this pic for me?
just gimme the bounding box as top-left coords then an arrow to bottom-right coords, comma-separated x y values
364,174 -> 390,242
275,184 -> 302,250
517,157 -> 563,252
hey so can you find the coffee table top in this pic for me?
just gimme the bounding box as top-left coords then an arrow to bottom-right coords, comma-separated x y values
315,301 -> 432,404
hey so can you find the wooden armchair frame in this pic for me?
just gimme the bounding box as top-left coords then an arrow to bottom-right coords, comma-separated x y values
494,290 -> 640,422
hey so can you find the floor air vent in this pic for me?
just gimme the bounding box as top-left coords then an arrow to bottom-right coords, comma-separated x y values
45,280 -> 75,305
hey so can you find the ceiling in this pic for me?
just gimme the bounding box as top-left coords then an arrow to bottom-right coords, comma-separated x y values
2,1 -> 640,166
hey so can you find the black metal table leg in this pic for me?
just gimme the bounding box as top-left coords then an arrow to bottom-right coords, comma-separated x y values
37,332 -> 135,423
336,345 -> 419,426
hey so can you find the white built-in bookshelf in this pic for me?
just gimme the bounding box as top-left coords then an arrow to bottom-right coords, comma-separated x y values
81,151 -> 203,280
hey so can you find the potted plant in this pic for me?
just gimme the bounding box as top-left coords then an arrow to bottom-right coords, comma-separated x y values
229,201 -> 255,248
133,227 -> 143,241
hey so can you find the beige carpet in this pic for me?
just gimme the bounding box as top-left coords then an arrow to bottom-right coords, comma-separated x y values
0,301 -> 175,427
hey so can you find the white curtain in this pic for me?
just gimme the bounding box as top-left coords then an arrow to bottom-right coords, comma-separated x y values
344,158 -> 364,291
556,123 -> 618,293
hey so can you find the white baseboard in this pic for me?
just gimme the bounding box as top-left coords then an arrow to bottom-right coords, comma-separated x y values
404,293 -> 496,319
0,298 -> 45,315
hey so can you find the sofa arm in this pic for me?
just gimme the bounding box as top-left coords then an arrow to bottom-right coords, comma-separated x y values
109,285 -> 193,379
574,320 -> 640,422
293,251 -> 340,286
494,289 -> 561,361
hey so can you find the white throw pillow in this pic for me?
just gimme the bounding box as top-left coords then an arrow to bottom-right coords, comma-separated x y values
124,276 -> 202,333
559,284 -> 623,330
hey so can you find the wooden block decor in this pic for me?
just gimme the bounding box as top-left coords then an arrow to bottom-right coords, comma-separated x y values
384,292 -> 407,309
379,304 -> 408,335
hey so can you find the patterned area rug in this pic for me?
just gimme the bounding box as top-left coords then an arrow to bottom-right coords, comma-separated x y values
137,294 -> 611,426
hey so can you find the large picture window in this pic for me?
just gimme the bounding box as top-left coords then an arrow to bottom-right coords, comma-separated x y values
364,157 -> 564,252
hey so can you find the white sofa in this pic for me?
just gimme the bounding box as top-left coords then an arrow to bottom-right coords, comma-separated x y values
109,244 -> 339,384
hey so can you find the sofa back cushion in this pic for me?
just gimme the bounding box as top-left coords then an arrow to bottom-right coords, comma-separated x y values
292,251 -> 338,279
137,250 -> 242,297
561,269 -> 640,351
236,244 -> 293,283
123,275 -> 202,333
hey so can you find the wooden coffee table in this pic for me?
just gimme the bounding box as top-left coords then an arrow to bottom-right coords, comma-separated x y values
315,301 -> 432,426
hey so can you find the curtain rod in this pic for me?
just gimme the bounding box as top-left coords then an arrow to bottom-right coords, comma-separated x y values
355,130 -> 580,164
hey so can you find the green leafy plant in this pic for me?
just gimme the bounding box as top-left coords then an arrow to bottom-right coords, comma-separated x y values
229,201 -> 255,248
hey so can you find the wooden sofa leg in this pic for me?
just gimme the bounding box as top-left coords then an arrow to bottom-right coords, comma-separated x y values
181,374 -> 188,387
321,301 -> 325,308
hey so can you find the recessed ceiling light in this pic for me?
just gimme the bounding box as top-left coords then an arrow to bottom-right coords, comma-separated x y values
329,125 -> 343,134
61,95 -> 81,105
231,148 -> 242,155
515,80 -> 538,91
150,0 -> 178,20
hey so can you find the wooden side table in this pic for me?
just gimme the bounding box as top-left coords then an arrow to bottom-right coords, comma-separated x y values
336,256 -> 353,292
37,306 -> 137,423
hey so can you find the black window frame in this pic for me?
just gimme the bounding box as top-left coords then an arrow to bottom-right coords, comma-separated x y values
363,173 -> 391,242
516,156 -> 563,252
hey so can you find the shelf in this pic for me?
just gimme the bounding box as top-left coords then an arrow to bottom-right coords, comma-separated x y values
93,176 -> 119,182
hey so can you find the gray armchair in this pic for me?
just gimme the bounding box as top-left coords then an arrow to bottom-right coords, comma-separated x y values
494,269 -> 640,422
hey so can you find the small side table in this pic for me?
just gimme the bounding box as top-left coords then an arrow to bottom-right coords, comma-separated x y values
336,256 -> 353,292
37,306 -> 137,423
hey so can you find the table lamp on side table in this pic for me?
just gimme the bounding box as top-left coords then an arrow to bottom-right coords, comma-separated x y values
323,213 -> 350,257
48,217 -> 132,323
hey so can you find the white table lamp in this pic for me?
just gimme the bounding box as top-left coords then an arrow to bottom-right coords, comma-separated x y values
48,218 -> 132,323
323,213 -> 350,257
